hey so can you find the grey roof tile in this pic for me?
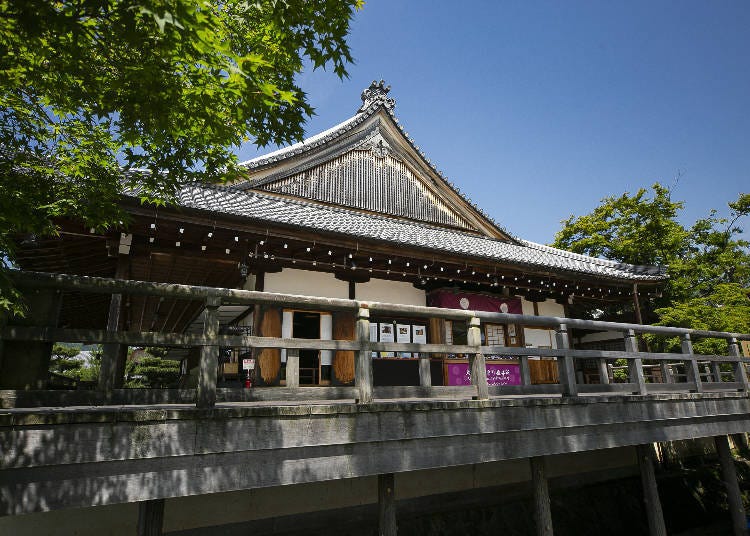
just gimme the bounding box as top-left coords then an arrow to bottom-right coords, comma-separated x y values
170,185 -> 667,282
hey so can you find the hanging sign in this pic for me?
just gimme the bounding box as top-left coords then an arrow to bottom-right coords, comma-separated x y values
446,362 -> 521,386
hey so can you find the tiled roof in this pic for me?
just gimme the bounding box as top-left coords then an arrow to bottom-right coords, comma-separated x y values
169,184 -> 667,282
237,81 -> 515,240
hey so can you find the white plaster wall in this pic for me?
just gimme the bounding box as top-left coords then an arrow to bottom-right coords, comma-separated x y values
264,268 -> 349,299
522,299 -> 564,349
538,299 -> 564,318
356,278 -> 426,307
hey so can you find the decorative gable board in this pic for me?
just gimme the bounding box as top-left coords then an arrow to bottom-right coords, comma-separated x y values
254,141 -> 478,232
240,81 -> 515,241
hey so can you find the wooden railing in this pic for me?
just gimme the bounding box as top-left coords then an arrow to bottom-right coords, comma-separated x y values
2,270 -> 750,409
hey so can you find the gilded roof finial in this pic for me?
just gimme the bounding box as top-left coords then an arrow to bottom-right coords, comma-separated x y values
358,79 -> 395,113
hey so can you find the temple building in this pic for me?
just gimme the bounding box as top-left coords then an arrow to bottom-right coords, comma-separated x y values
8,80 -> 667,390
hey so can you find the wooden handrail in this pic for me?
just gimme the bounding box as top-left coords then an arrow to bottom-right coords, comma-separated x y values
3,270 -> 750,409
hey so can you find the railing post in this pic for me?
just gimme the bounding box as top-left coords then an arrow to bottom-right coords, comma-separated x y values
555,324 -> 577,396
520,356 -> 532,386
468,315 -> 489,400
625,329 -> 647,395
98,291 -> 123,394
710,360 -> 723,383
418,353 -> 432,387
355,305 -> 373,404
286,349 -> 300,388
598,358 -> 610,385
681,334 -> 703,393
196,296 -> 221,409
659,361 -> 673,384
729,338 -> 749,392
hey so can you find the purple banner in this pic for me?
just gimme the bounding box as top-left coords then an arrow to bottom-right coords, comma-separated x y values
428,291 -> 522,314
446,362 -> 521,386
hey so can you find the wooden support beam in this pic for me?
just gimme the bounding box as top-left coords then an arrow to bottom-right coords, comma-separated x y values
137,499 -> 164,536
467,316 -> 489,400
681,334 -> 703,393
355,306 -> 373,404
625,329 -> 647,395
378,473 -> 397,536
636,444 -> 667,536
196,296 -> 221,409
555,324 -> 577,396
714,435 -> 748,536
530,456 -> 553,536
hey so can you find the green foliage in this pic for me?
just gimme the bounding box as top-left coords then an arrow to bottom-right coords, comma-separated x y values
49,343 -> 83,376
552,185 -> 750,348
125,347 -> 180,387
554,183 -> 689,267
48,343 -> 101,382
0,0 -> 361,310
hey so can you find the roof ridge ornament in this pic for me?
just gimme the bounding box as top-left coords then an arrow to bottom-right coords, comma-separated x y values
358,79 -> 395,113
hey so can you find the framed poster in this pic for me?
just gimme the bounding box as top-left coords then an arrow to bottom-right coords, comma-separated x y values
396,323 -> 411,357
446,362 -> 521,386
412,324 -> 427,358
379,322 -> 395,357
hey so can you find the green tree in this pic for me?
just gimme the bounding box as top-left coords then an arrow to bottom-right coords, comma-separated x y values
125,347 -> 181,388
552,185 -> 750,353
0,0 -> 362,313
49,343 -> 84,377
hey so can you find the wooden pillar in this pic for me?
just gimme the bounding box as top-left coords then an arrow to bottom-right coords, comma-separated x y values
636,444 -> 667,536
378,473 -> 397,536
681,334 -> 703,393
467,316 -> 489,400
530,457 -> 553,536
625,329 -> 647,395
355,305 -> 373,404
196,296 -> 221,409
729,338 -> 749,392
137,499 -> 165,536
555,324 -> 577,396
520,356 -> 532,386
715,435 -> 748,536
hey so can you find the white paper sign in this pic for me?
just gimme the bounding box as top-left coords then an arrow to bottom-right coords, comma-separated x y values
397,323 -> 411,358
379,322 -> 394,357
242,358 -> 255,370
412,325 -> 427,344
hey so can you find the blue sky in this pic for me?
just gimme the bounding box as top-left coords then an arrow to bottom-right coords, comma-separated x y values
236,1 -> 750,245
